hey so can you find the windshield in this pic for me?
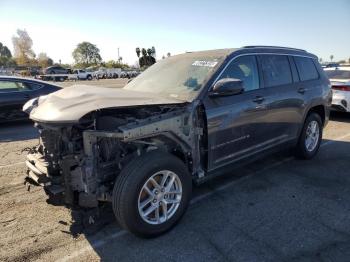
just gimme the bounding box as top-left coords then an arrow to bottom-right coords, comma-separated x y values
325,70 -> 350,80
124,54 -> 225,101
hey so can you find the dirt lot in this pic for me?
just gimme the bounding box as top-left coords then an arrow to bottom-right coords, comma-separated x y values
1,81 -> 350,261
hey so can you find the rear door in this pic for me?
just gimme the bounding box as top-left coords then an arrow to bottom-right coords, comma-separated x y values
257,54 -> 304,141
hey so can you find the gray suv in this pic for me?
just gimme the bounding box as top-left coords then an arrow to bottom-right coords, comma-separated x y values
24,46 -> 331,237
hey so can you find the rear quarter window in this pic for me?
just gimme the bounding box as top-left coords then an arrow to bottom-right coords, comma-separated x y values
294,57 -> 319,81
260,55 -> 293,87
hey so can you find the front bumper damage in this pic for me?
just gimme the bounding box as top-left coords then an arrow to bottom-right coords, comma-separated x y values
25,106 -> 203,208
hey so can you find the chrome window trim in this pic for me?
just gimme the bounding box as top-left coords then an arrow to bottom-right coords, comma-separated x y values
211,52 -> 316,90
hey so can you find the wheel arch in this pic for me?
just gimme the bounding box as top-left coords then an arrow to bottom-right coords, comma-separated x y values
305,104 -> 326,126
142,133 -> 193,175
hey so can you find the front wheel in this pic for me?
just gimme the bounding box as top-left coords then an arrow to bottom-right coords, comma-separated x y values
112,151 -> 192,237
295,112 -> 323,159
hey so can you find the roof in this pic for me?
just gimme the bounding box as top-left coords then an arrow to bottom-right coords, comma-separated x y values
242,45 -> 306,52
172,46 -> 316,61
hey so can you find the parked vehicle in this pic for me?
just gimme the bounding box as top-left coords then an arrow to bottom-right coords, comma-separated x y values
324,67 -> 350,112
0,76 -> 60,122
72,69 -> 93,80
92,67 -> 108,79
23,46 -> 331,237
44,65 -> 70,75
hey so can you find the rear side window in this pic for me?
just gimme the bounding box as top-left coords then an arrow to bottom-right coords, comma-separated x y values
0,81 -> 30,92
294,57 -> 319,81
260,55 -> 292,87
24,82 -> 43,90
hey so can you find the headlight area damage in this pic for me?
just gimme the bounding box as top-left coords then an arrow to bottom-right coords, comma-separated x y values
25,103 -> 205,208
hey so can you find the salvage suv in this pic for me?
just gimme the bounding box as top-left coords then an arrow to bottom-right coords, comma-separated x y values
24,46 -> 331,237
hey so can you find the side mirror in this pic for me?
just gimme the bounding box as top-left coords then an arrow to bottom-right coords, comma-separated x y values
210,78 -> 244,97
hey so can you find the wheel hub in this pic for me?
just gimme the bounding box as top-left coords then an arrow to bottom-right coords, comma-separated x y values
138,170 -> 182,225
305,120 -> 320,152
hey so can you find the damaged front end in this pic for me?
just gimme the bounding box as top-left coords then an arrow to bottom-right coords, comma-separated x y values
25,103 -> 205,208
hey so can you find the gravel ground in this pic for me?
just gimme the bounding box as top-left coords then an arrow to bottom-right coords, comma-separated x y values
0,111 -> 350,262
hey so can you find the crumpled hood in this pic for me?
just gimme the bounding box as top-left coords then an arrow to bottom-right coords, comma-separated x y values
27,85 -> 184,123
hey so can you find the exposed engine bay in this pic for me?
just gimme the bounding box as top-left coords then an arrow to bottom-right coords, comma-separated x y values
25,103 -> 206,207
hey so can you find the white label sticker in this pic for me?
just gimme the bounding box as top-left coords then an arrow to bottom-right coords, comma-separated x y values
192,61 -> 218,67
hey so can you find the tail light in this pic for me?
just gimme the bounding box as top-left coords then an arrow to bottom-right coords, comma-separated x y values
332,85 -> 350,91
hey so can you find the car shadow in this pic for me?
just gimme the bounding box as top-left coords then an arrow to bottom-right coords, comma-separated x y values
0,120 -> 38,142
330,111 -> 350,123
61,138 -> 350,261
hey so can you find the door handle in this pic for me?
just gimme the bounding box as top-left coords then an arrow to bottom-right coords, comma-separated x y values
298,87 -> 307,94
252,96 -> 265,103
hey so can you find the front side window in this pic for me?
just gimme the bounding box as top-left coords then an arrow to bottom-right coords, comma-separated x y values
217,55 -> 259,91
260,55 -> 293,87
294,57 -> 319,81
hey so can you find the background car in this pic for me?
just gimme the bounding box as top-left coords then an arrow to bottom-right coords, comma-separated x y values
324,67 -> 350,112
0,76 -> 61,122
72,69 -> 93,80
44,65 -> 70,74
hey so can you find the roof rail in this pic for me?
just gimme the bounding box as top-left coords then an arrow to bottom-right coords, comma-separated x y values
242,46 -> 306,52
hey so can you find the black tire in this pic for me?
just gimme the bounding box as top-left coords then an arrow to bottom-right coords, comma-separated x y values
112,150 -> 192,237
295,112 -> 323,159
87,75 -> 92,80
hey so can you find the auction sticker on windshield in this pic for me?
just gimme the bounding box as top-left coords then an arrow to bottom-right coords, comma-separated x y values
192,61 -> 218,67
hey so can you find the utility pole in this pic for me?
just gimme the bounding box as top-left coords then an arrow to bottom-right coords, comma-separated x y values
117,48 -> 120,61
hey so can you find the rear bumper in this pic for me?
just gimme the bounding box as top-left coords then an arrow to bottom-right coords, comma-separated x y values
332,91 -> 350,112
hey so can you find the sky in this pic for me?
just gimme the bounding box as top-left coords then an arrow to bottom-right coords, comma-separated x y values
0,0 -> 349,65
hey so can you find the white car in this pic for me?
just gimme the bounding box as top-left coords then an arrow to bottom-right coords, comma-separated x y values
72,69 -> 93,80
324,67 -> 350,112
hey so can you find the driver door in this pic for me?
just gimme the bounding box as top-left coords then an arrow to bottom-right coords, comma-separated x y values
203,55 -> 271,170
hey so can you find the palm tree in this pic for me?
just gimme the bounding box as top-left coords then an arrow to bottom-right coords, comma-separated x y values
330,55 -> 334,62
136,48 -> 140,58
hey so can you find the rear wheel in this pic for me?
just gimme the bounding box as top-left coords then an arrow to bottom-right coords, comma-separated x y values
112,151 -> 192,237
295,113 -> 322,159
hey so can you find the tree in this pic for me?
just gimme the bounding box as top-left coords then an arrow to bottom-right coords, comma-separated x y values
319,58 -> 323,63
0,42 -> 16,67
37,52 -> 53,68
137,47 -> 156,68
348,57 -> 350,64
136,47 -> 141,58
330,55 -> 334,62
0,42 -> 12,58
72,42 -> 102,66
105,59 -> 129,69
167,52 -> 171,57
151,46 -> 156,58
12,29 -> 35,66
